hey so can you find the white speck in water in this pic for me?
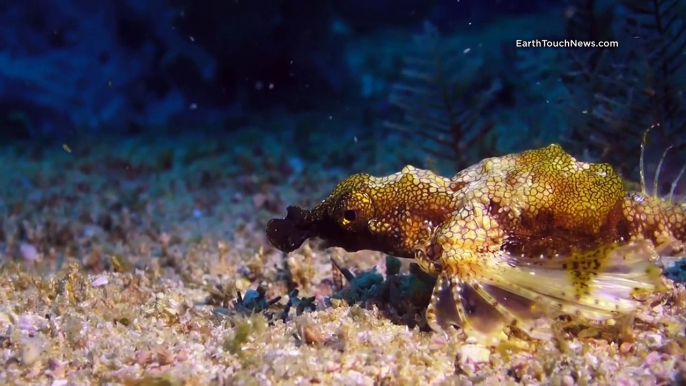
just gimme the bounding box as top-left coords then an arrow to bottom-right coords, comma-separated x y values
190,103 -> 197,109
464,48 -> 471,54
354,136 -> 358,143
189,36 -> 195,42
328,116 -> 332,120
269,83 -> 274,90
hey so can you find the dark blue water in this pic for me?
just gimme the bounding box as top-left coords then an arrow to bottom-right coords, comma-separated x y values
2,1 -> 685,179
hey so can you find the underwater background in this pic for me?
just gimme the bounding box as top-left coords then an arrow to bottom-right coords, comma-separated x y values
2,0 -> 686,384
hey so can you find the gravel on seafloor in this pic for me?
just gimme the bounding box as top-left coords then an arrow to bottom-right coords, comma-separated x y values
0,134 -> 685,386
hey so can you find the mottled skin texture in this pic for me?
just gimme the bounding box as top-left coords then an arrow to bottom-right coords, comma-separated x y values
266,166 -> 459,258
266,144 -> 684,345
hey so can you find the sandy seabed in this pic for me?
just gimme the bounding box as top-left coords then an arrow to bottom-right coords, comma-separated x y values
1,133 -> 685,386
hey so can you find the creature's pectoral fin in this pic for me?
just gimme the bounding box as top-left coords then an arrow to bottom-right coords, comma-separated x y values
426,273 -> 514,345
475,239 -> 665,327
425,240 -> 664,344
471,282 -> 553,340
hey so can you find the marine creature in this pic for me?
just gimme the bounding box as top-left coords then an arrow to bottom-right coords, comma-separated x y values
266,144 -> 685,345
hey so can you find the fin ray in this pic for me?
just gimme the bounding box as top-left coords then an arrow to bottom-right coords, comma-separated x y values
426,240 -> 664,343
475,283 -> 553,339
427,273 -> 510,344
478,239 -> 663,321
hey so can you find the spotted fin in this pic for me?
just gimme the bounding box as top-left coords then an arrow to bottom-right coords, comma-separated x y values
425,240 -> 664,344
480,239 -> 665,321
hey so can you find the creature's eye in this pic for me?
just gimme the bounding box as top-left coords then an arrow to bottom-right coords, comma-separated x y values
343,209 -> 357,222
334,191 -> 372,230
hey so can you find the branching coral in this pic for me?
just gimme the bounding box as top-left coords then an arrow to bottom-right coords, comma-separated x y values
384,22 -> 499,170
562,0 -> 686,186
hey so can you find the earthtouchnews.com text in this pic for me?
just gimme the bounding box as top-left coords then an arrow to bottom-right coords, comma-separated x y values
516,39 -> 619,48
